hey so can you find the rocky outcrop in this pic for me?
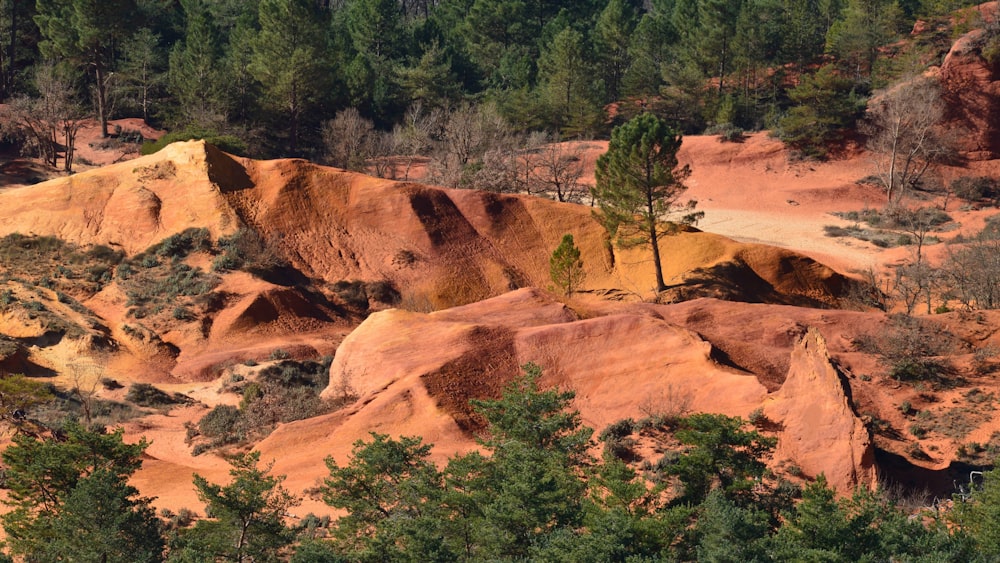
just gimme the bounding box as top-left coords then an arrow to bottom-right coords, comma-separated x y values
940,11 -> 1000,160
764,328 -> 877,492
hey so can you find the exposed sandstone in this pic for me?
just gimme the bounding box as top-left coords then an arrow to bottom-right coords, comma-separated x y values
940,10 -> 1000,160
764,328 -> 878,492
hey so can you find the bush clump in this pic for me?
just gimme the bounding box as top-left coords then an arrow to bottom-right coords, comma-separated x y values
141,128 -> 248,156
952,176 -> 998,202
125,383 -> 180,408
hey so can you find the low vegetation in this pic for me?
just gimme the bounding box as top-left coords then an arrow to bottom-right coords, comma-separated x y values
5,364 -> 1000,560
854,314 -> 958,387
187,357 -> 343,455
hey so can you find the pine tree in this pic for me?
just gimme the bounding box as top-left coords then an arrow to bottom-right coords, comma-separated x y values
594,0 -> 637,103
34,0 -> 135,137
172,451 -> 299,561
550,233 -> 585,295
825,0 -> 902,80
594,113 -> 701,293
120,28 -> 165,122
250,0 -> 331,154
168,0 -> 225,126
537,26 -> 603,136
1,422 -> 160,560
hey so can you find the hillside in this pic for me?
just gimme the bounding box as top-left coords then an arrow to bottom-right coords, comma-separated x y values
0,122 -> 999,524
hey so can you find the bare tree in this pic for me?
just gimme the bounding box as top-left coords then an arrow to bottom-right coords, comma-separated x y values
428,102 -> 517,189
1,62 -> 86,172
368,130 -> 398,179
531,136 -> 586,202
862,75 -> 949,205
887,207 -> 947,315
322,107 -> 375,171
941,233 -> 1000,310
392,102 -> 442,181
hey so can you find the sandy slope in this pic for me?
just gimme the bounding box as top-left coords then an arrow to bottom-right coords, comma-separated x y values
2,115 -> 1000,515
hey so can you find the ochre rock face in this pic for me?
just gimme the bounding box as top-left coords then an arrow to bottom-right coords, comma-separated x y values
940,23 -> 1000,160
303,288 -> 768,462
765,328 -> 877,492
0,142 -> 243,254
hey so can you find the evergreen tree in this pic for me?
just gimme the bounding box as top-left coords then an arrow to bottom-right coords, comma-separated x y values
778,64 -> 866,158
343,0 -> 407,125
398,39 -> 461,109
550,233 -> 585,295
666,413 -> 775,505
0,0 -> 40,100
1,422 -> 160,560
223,14 -> 261,127
537,26 -> 603,136
172,451 -> 299,561
781,0 -> 829,69
622,8 -> 676,100
34,0 -> 135,137
952,469 -> 1000,558
594,0 -> 637,103
825,0 -> 902,80
469,363 -> 592,558
168,0 -> 225,127
40,469 -> 165,562
462,0 -> 533,89
698,0 -> 744,94
322,433 -> 450,560
694,489 -> 772,562
250,0 -> 331,155
120,28 -> 165,122
593,113 -> 702,293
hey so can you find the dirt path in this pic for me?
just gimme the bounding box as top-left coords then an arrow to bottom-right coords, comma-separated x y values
696,207 -> 883,274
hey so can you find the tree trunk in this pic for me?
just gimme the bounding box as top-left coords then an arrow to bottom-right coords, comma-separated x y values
646,160 -> 666,292
4,2 -> 15,99
94,60 -> 109,138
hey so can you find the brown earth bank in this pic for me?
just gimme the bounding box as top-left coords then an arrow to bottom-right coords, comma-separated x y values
0,119 -> 999,516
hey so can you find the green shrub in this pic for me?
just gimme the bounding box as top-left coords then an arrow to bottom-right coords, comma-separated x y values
198,405 -> 242,441
154,228 -> 211,259
258,358 -> 331,390
141,128 -> 248,156
268,348 -> 291,361
125,383 -> 178,407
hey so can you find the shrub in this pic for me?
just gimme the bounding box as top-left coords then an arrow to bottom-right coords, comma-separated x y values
258,358 -> 331,390
198,405 -> 242,441
854,315 -> 959,386
705,122 -> 745,142
215,228 -> 286,277
141,128 -> 248,156
951,176 -> 998,202
599,418 -> 638,460
366,280 -> 400,305
331,280 -> 369,310
155,228 -> 211,259
268,348 -> 291,361
126,383 -> 178,408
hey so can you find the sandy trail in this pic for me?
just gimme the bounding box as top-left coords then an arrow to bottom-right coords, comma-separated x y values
696,208 -> 882,273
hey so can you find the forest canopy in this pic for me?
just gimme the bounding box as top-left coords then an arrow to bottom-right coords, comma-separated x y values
0,0 -> 985,163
